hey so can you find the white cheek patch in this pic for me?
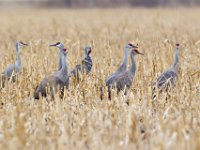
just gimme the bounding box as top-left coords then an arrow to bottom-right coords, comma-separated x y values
57,43 -> 61,47
18,43 -> 22,47
58,43 -> 64,48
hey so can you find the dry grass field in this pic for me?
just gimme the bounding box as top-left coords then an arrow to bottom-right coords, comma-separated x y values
0,7 -> 199,150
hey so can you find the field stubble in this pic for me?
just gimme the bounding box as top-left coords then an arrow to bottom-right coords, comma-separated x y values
0,8 -> 199,150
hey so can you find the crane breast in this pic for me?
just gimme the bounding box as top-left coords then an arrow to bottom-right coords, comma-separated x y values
157,70 -> 177,89
84,56 -> 92,74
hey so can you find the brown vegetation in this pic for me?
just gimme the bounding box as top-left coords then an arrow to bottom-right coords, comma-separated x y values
0,8 -> 199,149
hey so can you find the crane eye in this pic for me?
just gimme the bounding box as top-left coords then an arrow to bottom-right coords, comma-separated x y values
128,43 -> 138,48
128,43 -> 133,47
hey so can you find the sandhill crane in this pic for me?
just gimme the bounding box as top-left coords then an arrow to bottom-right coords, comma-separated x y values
34,48 -> 69,99
106,45 -> 143,100
49,42 -> 65,70
1,41 -> 28,88
70,46 -> 92,80
152,44 -> 180,100
106,43 -> 138,87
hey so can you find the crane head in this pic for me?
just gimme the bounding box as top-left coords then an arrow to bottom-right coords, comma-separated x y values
126,43 -> 138,50
84,46 -> 92,56
132,48 -> 143,55
18,41 -> 28,46
16,41 -> 28,49
19,41 -> 28,46
49,42 -> 64,49
176,43 -> 180,49
128,43 -> 138,48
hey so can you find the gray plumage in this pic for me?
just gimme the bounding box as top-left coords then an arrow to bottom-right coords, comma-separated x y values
106,43 -> 138,87
156,69 -> 177,90
34,48 -> 69,99
70,46 -> 92,80
1,41 -> 28,88
106,46 -> 142,100
152,44 -> 179,100
49,42 -> 65,70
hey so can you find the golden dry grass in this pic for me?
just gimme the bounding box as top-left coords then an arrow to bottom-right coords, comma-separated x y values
0,7 -> 199,150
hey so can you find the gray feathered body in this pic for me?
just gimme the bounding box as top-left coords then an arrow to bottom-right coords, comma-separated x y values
155,47 -> 178,91
2,63 -> 21,80
106,51 -> 136,99
106,63 -> 126,87
156,68 -> 177,91
106,54 -> 128,87
2,64 -> 21,87
70,55 -> 92,79
106,46 -> 130,88
108,71 -> 134,93
102,58 -> 127,100
152,45 -> 179,100
34,50 -> 69,100
33,74 -> 69,99
1,44 -> 21,87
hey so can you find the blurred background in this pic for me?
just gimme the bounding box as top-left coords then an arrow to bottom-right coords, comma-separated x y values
0,0 -> 200,7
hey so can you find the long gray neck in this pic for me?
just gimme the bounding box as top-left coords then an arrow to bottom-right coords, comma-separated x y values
60,54 -> 68,76
172,47 -> 178,72
84,49 -> 88,57
58,48 -> 63,70
16,44 -> 21,66
130,52 -> 136,76
118,47 -> 129,72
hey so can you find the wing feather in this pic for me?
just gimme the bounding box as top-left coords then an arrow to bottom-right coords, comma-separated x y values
156,70 -> 177,90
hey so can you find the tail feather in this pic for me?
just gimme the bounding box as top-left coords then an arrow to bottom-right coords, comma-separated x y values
33,85 -> 40,99
100,86 -> 103,100
108,86 -> 111,100
100,85 -> 112,101
152,82 -> 157,101
1,78 -> 5,88
33,84 -> 47,100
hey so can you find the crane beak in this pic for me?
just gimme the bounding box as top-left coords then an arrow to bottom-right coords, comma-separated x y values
133,48 -> 143,55
19,41 -> 28,46
138,51 -> 144,55
23,43 -> 29,46
49,44 -> 56,46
